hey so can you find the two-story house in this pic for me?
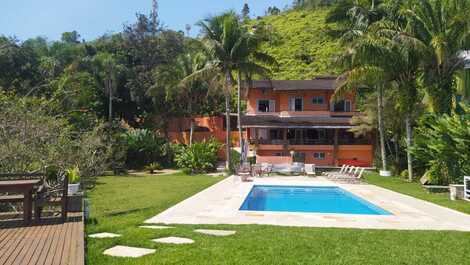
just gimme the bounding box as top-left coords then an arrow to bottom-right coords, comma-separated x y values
242,77 -> 373,167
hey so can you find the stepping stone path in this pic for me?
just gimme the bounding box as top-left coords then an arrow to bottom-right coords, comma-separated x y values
194,229 -> 236,236
152,237 -> 194,244
103,245 -> 155,258
139,225 -> 174,230
89,232 -> 121,239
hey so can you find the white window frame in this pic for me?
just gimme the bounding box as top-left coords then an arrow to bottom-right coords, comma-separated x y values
312,96 -> 325,105
313,152 -> 326,160
333,100 -> 352,112
289,96 -> 304,111
257,99 -> 275,113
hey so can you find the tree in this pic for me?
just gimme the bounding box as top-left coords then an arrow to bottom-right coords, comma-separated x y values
332,0 -> 390,173
404,0 -> 470,113
234,26 -> 277,162
93,52 -> 124,123
61,31 -> 81,44
182,12 -> 246,170
242,3 -> 250,20
266,6 -> 281,16
152,50 -> 213,145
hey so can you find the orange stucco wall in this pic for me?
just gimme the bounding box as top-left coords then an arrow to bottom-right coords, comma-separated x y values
337,145 -> 374,166
255,144 -> 373,166
167,116 -> 246,160
247,88 -> 356,114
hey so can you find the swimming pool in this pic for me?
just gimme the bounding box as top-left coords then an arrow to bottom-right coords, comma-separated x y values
239,185 -> 391,215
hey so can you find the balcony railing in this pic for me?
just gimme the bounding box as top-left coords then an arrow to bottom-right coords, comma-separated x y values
250,138 -> 371,145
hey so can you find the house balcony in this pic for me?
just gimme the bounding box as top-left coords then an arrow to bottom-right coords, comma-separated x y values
245,111 -> 361,118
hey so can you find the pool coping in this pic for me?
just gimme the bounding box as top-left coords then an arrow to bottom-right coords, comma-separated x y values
145,176 -> 470,231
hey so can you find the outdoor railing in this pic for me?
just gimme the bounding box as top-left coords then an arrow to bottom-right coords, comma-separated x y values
250,139 -> 370,146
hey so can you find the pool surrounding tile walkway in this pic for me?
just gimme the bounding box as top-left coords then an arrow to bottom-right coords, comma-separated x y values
145,176 -> 470,231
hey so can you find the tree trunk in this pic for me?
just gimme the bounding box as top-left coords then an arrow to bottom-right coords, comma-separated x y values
464,68 -> 470,103
224,71 -> 233,171
189,103 -> 194,146
108,79 -> 113,123
405,114 -> 413,181
237,70 -> 243,163
189,119 -> 194,146
377,85 -> 387,171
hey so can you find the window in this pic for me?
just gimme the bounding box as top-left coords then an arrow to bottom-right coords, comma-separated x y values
289,97 -> 304,111
257,99 -> 275,112
269,129 -> 282,140
333,100 -> 352,112
313,152 -> 326,160
312,96 -> 325,105
306,129 -> 326,140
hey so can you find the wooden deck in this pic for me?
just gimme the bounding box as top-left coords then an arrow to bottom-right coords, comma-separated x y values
0,213 -> 84,265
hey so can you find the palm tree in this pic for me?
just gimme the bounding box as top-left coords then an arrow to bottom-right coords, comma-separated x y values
234,26 -> 277,162
171,52 -> 210,146
404,0 -> 470,113
333,1 -> 392,173
182,11 -> 251,170
93,53 -> 123,123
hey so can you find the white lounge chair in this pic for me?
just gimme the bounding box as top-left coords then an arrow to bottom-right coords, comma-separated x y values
333,168 -> 366,183
305,164 -> 316,176
325,165 -> 347,177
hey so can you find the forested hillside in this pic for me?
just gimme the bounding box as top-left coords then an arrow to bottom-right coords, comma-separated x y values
254,8 -> 341,79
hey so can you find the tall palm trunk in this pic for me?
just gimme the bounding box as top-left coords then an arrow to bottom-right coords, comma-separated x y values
464,68 -> 470,103
189,103 -> 194,146
237,70 -> 243,163
405,114 -> 413,181
224,71 -> 233,171
108,78 -> 113,123
377,84 -> 387,171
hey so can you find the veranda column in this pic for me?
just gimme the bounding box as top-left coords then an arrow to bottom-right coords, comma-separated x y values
283,128 -> 288,155
333,128 -> 339,166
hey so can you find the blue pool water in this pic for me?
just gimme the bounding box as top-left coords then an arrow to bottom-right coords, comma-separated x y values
239,185 -> 391,215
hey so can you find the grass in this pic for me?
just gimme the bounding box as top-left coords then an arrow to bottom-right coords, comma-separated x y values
86,172 -> 470,265
364,172 -> 470,215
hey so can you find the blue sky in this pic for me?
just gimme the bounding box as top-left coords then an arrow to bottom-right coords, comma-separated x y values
1,0 -> 292,41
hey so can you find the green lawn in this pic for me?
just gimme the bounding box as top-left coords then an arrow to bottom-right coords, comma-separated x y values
86,172 -> 470,265
364,172 -> 470,215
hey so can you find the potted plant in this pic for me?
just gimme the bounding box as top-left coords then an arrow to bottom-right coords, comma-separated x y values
66,166 -> 81,195
66,166 -> 84,212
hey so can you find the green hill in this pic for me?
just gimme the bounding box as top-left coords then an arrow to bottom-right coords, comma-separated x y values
256,8 -> 342,80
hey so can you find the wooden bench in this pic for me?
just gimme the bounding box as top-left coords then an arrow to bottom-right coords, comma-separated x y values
35,173 -> 68,222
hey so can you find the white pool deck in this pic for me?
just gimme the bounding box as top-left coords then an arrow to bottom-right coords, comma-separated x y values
145,176 -> 470,231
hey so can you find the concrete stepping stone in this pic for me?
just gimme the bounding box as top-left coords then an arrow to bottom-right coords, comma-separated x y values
139,225 -> 174,230
103,245 -> 155,258
194,229 -> 236,236
152,236 -> 194,244
89,232 -> 121,239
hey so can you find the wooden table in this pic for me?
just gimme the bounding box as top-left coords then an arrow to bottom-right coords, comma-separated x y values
0,179 -> 41,224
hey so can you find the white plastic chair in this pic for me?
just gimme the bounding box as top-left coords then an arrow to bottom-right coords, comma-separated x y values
305,164 -> 316,176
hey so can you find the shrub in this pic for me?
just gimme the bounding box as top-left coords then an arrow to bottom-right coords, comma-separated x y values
229,150 -> 241,174
174,139 -> 221,174
0,92 -> 110,186
145,162 -> 162,174
412,104 -> 470,185
122,129 -> 170,169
